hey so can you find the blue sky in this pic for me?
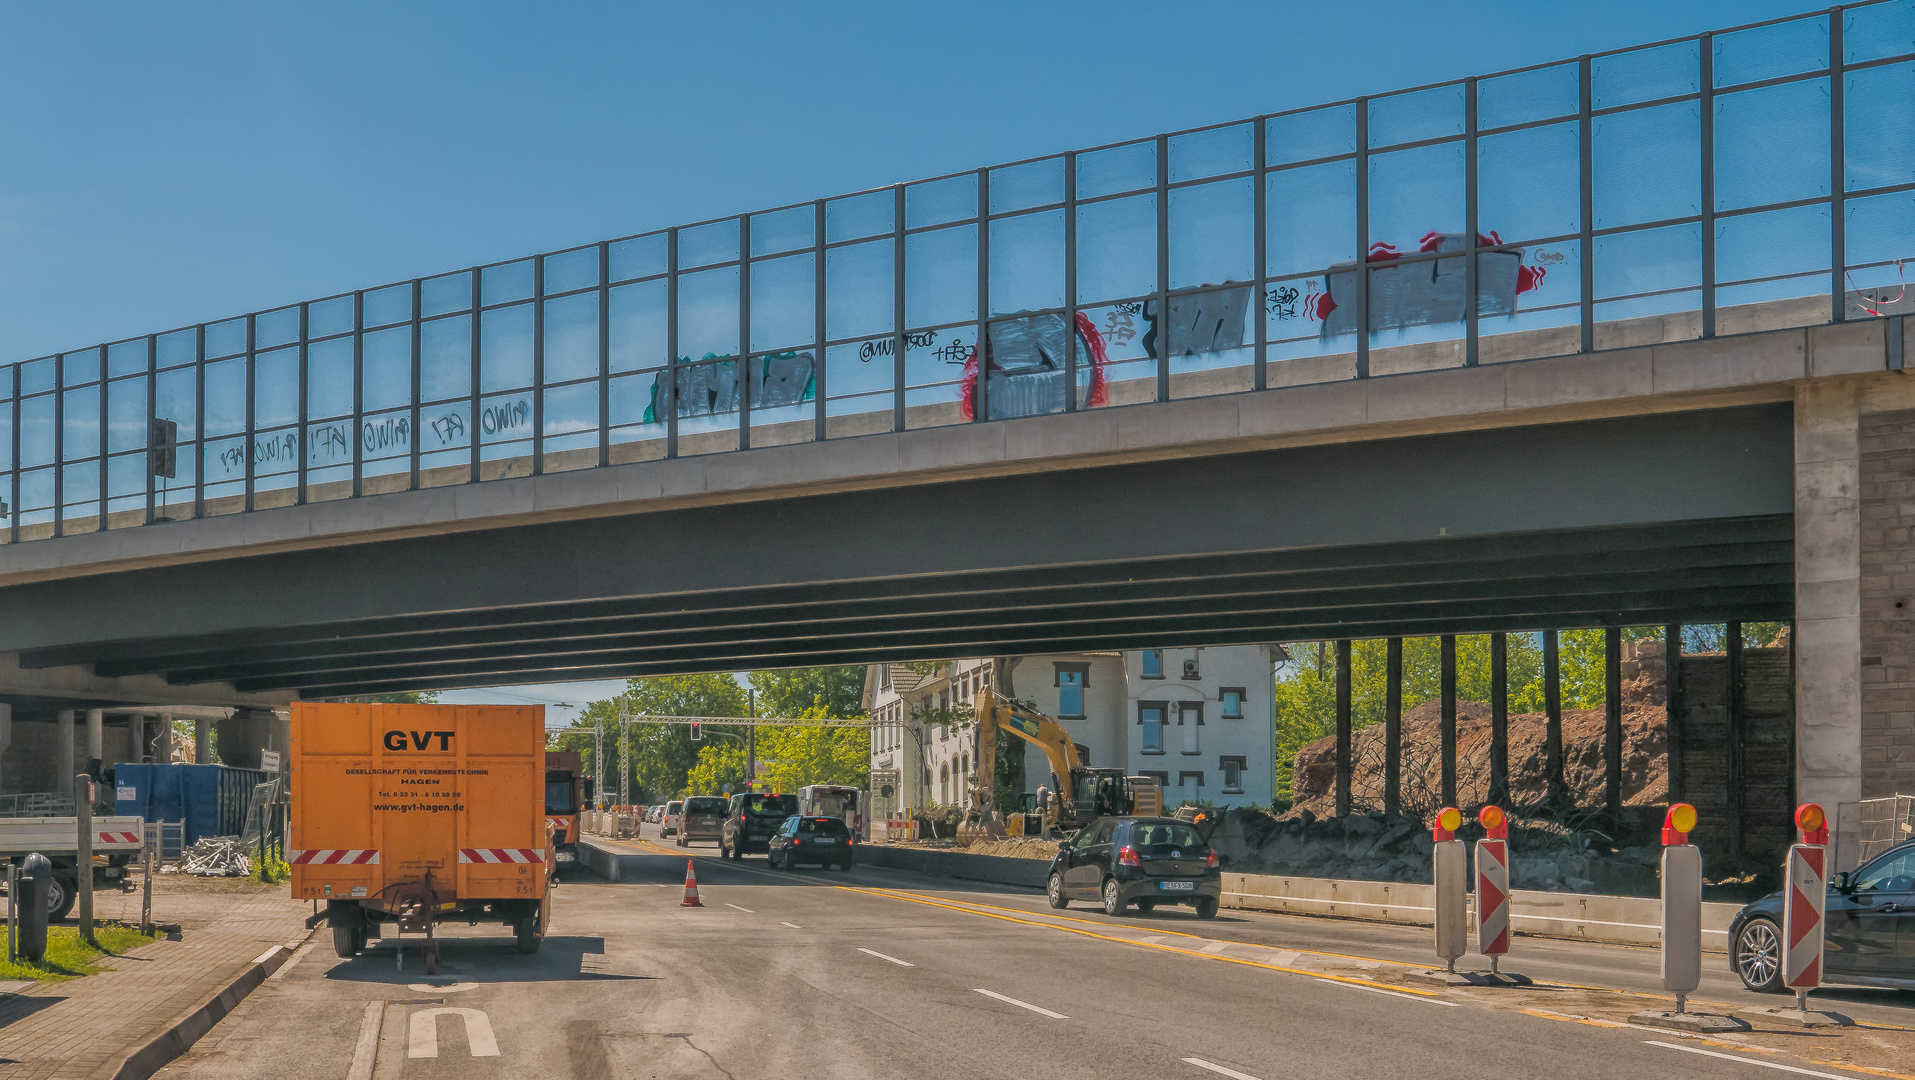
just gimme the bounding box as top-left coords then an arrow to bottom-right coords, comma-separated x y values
1,0 -> 1820,717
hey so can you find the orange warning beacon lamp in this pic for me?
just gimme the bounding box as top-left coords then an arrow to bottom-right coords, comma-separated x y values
1478,805 -> 1508,840
1662,802 -> 1697,846
1432,806 -> 1463,842
1795,802 -> 1828,846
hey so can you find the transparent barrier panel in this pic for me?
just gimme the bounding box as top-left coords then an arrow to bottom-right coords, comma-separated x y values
1593,223 -> 1703,349
1479,241 -> 1582,364
420,400 -> 472,486
748,349 -> 819,449
905,324 -> 972,429
1844,189 -> 1915,319
672,358 -> 742,457
541,380 -> 600,472
1264,272 -> 1356,385
824,339 -> 895,440
606,370 -> 667,464
479,389 -> 535,478
1081,303 -> 1156,406
1715,202 -> 1832,334
1366,255 -> 1467,376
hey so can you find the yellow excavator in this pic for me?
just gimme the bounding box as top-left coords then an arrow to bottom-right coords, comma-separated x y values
960,691 -> 1161,843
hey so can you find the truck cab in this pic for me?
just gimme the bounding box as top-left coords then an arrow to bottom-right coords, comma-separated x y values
544,750 -> 585,859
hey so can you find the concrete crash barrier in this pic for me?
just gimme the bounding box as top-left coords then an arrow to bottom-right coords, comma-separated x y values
1220,871 -> 1741,950
853,844 -> 1052,889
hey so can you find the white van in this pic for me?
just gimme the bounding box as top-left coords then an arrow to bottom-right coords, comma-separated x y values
797,785 -> 864,839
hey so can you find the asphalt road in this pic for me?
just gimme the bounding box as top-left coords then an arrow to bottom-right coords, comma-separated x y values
171,823 -> 1915,1080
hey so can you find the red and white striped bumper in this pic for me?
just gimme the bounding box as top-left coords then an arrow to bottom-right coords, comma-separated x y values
458,848 -> 545,864
289,849 -> 381,865
96,831 -> 140,845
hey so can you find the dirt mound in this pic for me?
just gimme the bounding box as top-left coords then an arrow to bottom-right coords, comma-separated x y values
1289,669 -> 1668,821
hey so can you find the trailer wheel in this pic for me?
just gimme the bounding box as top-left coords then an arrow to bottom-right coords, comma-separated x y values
515,916 -> 541,955
333,926 -> 358,958
47,875 -> 76,922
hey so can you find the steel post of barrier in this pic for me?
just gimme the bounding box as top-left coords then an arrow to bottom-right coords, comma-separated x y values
1431,807 -> 1466,973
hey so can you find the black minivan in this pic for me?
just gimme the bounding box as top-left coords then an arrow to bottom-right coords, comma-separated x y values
1046,816 -> 1221,918
720,792 -> 799,858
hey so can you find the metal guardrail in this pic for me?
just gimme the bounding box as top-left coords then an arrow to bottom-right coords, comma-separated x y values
3,2 -> 1910,544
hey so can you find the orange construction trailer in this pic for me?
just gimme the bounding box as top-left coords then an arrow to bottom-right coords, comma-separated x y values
290,703 -> 552,968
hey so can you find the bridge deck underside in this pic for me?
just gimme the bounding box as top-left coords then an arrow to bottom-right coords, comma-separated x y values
7,406 -> 1797,698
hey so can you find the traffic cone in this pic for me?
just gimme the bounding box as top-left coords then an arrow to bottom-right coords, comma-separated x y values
680,858 -> 703,907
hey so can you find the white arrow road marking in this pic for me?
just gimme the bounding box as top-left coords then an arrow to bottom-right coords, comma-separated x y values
857,948 -> 914,967
345,1001 -> 383,1080
408,981 -> 478,993
973,988 -> 1068,1018
408,1007 -> 500,1058
1183,1058 -> 1264,1080
725,903 -> 754,913
1644,1041 -> 1855,1078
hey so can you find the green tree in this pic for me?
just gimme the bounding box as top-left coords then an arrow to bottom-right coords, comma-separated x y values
685,742 -> 749,796
754,708 -> 870,791
575,674 -> 749,804
747,667 -> 868,720
345,691 -> 442,704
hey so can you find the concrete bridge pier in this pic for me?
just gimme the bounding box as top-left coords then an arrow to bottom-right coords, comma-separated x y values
57,710 -> 74,802
194,718 -> 210,765
86,708 -> 102,765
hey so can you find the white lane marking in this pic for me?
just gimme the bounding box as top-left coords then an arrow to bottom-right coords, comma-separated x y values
1183,1058 -> 1265,1080
1326,980 -> 1462,1007
973,988 -> 1068,1018
266,941 -> 315,981
725,903 -> 754,913
780,921 -> 802,929
857,947 -> 914,967
1643,1041 -> 1853,1078
408,1007 -> 500,1058
251,945 -> 283,964
1199,941 -> 1230,954
345,1000 -> 383,1080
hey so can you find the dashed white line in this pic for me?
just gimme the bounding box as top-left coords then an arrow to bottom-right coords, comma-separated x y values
1182,1058 -> 1264,1080
972,988 -> 1068,1018
1643,1041 -> 1855,1078
724,903 -> 754,913
780,921 -> 802,928
857,948 -> 915,967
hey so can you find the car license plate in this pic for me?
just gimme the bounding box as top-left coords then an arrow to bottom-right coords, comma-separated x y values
1159,880 -> 1195,891
816,838 -> 839,844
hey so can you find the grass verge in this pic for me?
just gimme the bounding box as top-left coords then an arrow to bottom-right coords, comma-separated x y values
0,925 -> 162,981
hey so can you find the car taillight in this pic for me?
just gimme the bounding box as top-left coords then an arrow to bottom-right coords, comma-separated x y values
1118,845 -> 1141,867
792,838 -> 802,845
1206,850 -> 1219,868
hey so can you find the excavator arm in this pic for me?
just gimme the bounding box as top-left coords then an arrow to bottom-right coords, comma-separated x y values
970,691 -> 1083,833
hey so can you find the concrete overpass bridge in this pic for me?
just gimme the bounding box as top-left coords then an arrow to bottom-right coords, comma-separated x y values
2,2 -> 1912,811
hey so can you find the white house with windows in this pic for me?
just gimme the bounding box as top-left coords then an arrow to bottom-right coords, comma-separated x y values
1125,646 -> 1277,809
865,645 -> 1276,818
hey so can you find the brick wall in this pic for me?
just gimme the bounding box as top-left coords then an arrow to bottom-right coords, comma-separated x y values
1858,408 -> 1915,798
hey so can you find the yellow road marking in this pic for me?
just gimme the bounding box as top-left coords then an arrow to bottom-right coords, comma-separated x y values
1807,1062 -> 1915,1080
833,883 -> 1442,1000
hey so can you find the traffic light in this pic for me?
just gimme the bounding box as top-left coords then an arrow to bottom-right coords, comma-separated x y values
690,721 -> 702,741
151,418 -> 178,478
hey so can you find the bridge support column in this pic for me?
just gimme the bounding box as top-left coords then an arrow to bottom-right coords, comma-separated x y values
58,710 -> 75,802
86,708 -> 103,764
156,712 -> 174,764
1795,380 -> 1862,809
194,718 -> 211,765
127,713 -> 145,765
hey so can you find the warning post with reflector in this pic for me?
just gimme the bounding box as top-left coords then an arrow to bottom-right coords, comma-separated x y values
1747,804 -> 1851,1027
1431,806 -> 1466,972
1631,803 -> 1749,1033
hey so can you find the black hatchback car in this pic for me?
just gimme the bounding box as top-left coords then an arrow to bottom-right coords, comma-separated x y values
1046,816 -> 1221,918
1730,839 -> 1915,992
767,816 -> 855,871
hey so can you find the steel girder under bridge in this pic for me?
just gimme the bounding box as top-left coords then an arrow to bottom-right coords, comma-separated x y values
6,405 -> 1795,697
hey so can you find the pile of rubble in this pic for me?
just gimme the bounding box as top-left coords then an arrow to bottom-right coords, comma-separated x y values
962,836 -> 1061,861
1208,806 -> 1662,895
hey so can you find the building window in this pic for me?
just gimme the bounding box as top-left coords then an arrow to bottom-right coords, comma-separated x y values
1178,771 -> 1204,797
1141,650 -> 1164,679
1138,702 -> 1167,754
1178,702 -> 1203,755
1219,756 -> 1246,794
880,664 -> 890,691
939,762 -> 950,804
1054,662 -> 1089,717
1219,687 -> 1245,719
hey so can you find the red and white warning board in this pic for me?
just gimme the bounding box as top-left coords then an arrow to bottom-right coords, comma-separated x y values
289,848 -> 381,865
97,830 -> 140,845
457,848 -> 545,864
1476,837 -> 1510,955
1784,842 -> 1827,988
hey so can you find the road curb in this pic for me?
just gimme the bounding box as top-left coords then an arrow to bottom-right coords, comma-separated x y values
94,929 -> 315,1080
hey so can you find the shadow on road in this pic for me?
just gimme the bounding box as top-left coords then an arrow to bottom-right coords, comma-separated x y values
321,935 -> 655,984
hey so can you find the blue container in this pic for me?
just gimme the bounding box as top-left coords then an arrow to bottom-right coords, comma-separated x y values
113,764 -> 269,845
